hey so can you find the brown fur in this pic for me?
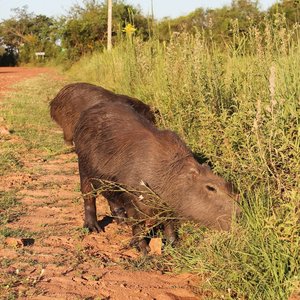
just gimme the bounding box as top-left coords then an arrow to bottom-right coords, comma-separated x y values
50,82 -> 157,145
74,102 -> 240,253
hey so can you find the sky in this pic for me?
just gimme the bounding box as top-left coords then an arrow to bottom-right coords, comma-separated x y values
0,0 -> 279,21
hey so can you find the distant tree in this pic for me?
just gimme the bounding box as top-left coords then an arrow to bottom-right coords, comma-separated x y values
268,0 -> 300,26
206,0 -> 262,40
60,0 -> 148,61
0,44 -> 17,66
157,8 -> 206,41
157,0 -> 262,43
0,6 -> 60,64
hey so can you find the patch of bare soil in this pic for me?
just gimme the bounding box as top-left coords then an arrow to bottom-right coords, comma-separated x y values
0,67 -> 202,299
0,67 -> 57,100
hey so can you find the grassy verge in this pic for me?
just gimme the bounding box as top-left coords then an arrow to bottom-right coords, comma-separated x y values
68,18 -> 300,299
0,74 -> 69,234
0,74 -> 70,299
0,75 -> 69,176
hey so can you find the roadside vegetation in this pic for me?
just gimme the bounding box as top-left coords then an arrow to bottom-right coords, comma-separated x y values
67,14 -> 300,300
0,0 -> 299,299
0,76 -> 67,175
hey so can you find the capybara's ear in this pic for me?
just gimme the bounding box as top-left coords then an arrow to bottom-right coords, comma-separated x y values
178,165 -> 199,181
185,167 -> 199,181
201,163 -> 211,171
154,108 -> 161,115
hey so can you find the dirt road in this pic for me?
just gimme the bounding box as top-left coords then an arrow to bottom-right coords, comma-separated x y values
0,67 -> 201,299
0,67 -> 52,100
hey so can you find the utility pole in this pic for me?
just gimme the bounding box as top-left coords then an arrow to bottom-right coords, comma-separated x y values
150,0 -> 154,38
107,0 -> 112,51
151,0 -> 154,20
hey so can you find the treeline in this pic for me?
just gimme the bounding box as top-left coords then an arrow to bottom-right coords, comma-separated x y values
0,0 -> 299,66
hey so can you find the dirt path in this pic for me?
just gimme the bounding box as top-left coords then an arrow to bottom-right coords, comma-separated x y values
0,67 -> 202,300
0,67 -> 55,100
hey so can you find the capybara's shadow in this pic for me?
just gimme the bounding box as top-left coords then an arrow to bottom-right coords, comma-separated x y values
21,238 -> 35,246
193,151 -> 209,165
98,216 -> 114,231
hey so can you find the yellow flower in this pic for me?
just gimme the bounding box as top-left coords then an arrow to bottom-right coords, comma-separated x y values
122,24 -> 137,35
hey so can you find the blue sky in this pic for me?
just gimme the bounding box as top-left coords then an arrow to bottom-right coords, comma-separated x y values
0,0 -> 279,21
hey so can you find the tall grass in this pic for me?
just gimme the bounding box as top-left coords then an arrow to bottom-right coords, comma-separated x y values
68,18 -> 300,299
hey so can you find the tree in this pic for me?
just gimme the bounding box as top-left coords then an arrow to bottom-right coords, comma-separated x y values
157,8 -> 206,41
156,0 -> 262,44
60,0 -> 148,61
0,6 -> 60,64
206,0 -> 261,40
268,0 -> 300,26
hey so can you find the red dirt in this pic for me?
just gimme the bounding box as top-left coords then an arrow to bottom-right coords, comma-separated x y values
0,67 -> 54,100
0,67 -> 203,299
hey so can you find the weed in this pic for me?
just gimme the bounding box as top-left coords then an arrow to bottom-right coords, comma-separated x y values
73,226 -> 90,240
0,227 -> 34,239
0,191 -> 20,225
0,258 -> 13,268
0,151 -> 24,176
0,191 -> 18,211
121,254 -> 171,273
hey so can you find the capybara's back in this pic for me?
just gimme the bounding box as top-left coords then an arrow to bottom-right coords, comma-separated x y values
50,82 -> 156,145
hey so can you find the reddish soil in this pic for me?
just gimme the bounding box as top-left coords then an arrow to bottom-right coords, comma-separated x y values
0,67 -> 202,299
0,67 -> 54,100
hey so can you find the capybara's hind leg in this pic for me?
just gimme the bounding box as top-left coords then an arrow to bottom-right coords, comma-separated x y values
63,127 -> 74,146
80,175 -> 102,232
102,192 -> 127,224
109,202 -> 127,224
106,194 -> 127,224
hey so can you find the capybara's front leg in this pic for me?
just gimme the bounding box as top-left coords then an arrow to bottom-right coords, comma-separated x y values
130,222 -> 149,255
63,126 -> 74,146
126,204 -> 149,255
81,176 -> 102,232
163,221 -> 177,244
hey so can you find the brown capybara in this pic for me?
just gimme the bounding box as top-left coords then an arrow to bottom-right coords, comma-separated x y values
74,102 -> 240,253
50,82 -> 157,145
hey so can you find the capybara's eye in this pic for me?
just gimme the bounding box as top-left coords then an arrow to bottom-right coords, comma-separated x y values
206,185 -> 216,192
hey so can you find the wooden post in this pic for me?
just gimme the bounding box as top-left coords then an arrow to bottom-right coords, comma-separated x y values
151,0 -> 154,20
107,0 -> 112,51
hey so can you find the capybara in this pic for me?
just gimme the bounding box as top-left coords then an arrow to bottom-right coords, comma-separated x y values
74,102 -> 240,253
50,82 -> 157,145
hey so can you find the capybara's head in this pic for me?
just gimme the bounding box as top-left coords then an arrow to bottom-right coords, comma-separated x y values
174,161 -> 240,231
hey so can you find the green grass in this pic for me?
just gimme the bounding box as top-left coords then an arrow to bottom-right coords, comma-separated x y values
164,190 -> 299,299
0,227 -> 34,239
0,191 -> 18,211
67,17 -> 300,300
0,146 -> 25,176
0,75 -> 69,167
0,191 -> 20,226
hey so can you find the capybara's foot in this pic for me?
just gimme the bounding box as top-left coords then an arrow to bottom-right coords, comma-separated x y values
129,237 -> 150,255
165,234 -> 177,245
84,219 -> 103,233
64,138 -> 74,146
